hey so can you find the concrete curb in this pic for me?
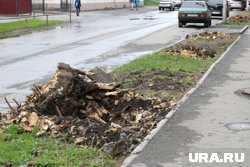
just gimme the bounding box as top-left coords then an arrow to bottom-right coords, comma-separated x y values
120,33 -> 242,167
239,25 -> 248,34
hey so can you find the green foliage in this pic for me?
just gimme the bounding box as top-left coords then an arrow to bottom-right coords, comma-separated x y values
0,125 -> 114,167
0,19 -> 62,33
144,0 -> 159,6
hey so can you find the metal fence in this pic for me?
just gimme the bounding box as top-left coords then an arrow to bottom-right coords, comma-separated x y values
0,0 -> 32,15
32,0 -> 72,13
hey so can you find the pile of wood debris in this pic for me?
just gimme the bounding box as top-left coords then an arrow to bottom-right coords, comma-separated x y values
163,44 -> 216,58
228,14 -> 250,23
0,63 -> 175,156
185,31 -> 233,40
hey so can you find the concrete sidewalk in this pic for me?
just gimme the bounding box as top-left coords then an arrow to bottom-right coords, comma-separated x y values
123,28 -> 250,167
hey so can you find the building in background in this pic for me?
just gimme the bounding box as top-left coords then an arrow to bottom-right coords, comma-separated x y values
32,0 -> 144,12
0,0 -> 31,15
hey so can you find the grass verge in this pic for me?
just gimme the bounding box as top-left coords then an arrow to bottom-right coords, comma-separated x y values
0,19 -> 62,33
144,0 -> 159,6
0,125 -> 114,167
112,34 -> 237,100
114,53 -> 213,74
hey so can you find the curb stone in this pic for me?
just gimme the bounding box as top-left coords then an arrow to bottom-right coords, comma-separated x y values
240,25 -> 248,34
120,31 -> 243,167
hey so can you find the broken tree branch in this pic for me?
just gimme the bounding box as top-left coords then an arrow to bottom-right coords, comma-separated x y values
34,85 -> 42,96
4,96 -> 14,112
89,113 -> 106,124
55,105 -> 63,118
12,98 -> 21,108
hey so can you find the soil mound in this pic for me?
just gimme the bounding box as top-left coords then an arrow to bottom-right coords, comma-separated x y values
0,63 -> 174,156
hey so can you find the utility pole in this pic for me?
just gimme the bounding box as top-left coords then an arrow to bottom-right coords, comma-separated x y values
42,0 -> 45,15
70,0 -> 72,23
222,0 -> 227,23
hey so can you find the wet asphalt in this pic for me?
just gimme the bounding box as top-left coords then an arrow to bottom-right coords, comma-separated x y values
0,7 -> 223,111
125,28 -> 250,166
1,6 -> 249,167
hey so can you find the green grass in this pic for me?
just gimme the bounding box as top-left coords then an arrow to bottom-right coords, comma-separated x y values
0,19 -> 62,33
0,125 -> 114,167
113,52 -> 212,74
144,0 -> 159,6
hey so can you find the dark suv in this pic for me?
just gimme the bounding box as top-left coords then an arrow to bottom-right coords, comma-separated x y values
207,0 -> 229,17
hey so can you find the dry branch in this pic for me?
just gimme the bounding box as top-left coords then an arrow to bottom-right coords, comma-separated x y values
4,97 -> 14,112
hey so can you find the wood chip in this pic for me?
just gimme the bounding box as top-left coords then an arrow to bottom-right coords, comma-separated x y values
75,137 -> 87,144
21,124 -> 32,132
27,112 -> 39,126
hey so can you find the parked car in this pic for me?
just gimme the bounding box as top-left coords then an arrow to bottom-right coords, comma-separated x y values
159,0 -> 175,11
178,1 -> 212,27
207,0 -> 230,17
174,0 -> 183,8
228,0 -> 246,10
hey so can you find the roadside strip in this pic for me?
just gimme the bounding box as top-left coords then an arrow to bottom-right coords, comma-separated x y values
120,31 -> 243,167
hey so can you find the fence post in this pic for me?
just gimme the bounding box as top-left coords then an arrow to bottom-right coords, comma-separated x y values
30,0 -> 32,15
46,15 -> 48,26
16,0 -> 19,16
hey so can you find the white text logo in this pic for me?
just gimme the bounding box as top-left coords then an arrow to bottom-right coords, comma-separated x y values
189,153 -> 245,163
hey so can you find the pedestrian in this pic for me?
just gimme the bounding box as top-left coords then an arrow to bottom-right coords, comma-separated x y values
129,0 -> 135,10
135,0 -> 140,10
75,0 -> 81,16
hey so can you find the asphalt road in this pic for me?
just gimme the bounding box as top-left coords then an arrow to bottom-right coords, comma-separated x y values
0,7 -> 221,111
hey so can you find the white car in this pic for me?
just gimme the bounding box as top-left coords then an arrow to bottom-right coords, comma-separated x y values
228,0 -> 246,10
159,0 -> 175,11
174,0 -> 183,8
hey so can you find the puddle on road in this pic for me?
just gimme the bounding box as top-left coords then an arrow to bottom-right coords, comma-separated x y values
143,17 -> 157,20
235,89 -> 250,99
226,122 -> 250,132
129,18 -> 140,20
241,88 -> 250,96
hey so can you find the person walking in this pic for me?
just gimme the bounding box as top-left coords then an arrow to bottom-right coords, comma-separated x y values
129,0 -> 135,10
135,0 -> 140,10
75,0 -> 81,16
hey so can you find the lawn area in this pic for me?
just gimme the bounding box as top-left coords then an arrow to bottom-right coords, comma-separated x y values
112,50 -> 215,99
0,125 -> 114,167
112,32 -> 237,100
0,19 -> 62,33
113,52 -> 212,74
144,0 -> 159,6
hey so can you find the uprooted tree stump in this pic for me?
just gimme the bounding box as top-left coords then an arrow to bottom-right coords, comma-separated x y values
0,63 -> 175,156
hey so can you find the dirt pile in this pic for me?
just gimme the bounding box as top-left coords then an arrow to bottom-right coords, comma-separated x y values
0,63 -> 175,156
164,44 -> 216,58
185,31 -> 233,40
228,14 -> 250,23
162,32 -> 235,59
